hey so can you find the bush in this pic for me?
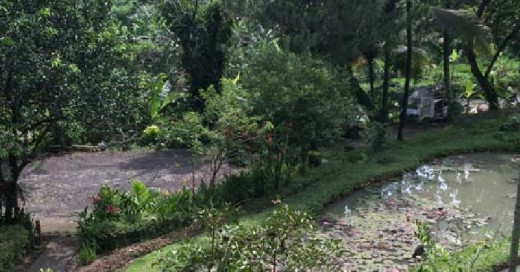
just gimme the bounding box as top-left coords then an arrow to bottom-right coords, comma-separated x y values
141,125 -> 160,145
0,225 -> 29,271
242,45 -> 356,170
77,181 -> 196,253
307,151 -> 322,167
157,204 -> 344,271
78,162 -> 297,255
363,121 -> 387,152
499,113 -> 520,132
77,243 -> 96,266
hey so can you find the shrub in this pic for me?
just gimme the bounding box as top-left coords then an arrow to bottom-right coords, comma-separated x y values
242,44 -> 355,171
499,113 -> 520,132
77,181 -> 196,252
77,243 -> 96,266
157,204 -> 344,271
307,151 -> 322,167
0,225 -> 29,271
363,121 -> 387,152
141,125 -> 160,144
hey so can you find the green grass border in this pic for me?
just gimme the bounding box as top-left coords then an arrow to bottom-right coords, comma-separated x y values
127,118 -> 520,271
0,225 -> 30,271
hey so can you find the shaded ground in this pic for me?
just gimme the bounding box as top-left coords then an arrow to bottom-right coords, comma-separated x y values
17,149 -> 234,271
19,149 -> 233,226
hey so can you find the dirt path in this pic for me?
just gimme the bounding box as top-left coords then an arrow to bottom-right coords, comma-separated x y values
18,149 -> 233,272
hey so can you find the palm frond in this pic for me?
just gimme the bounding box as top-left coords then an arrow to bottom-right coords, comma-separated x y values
432,8 -> 493,57
392,45 -> 430,79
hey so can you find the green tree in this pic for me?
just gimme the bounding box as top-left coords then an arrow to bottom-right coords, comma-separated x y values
243,45 -> 354,174
0,0 -> 142,224
437,1 -> 520,110
258,0 -> 391,112
161,0 -> 233,112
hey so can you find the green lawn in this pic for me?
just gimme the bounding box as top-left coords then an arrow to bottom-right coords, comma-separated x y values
126,117 -> 520,272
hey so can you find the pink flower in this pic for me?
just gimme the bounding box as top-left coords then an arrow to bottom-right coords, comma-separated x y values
105,205 -> 119,214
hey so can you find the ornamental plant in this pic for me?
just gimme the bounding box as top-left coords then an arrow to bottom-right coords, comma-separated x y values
156,203 -> 345,271
242,43 -> 355,174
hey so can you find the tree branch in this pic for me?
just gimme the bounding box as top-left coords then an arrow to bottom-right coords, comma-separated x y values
21,116 -> 61,136
484,20 -> 520,78
28,124 -> 53,158
476,0 -> 491,18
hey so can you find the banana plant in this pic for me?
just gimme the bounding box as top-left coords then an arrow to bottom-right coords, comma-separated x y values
149,73 -> 188,120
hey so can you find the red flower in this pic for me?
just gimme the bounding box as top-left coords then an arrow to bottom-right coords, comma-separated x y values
223,128 -> 233,137
90,195 -> 101,204
265,133 -> 273,144
105,205 -> 119,214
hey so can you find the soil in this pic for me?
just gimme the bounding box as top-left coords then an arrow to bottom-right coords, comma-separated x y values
17,149 -> 234,272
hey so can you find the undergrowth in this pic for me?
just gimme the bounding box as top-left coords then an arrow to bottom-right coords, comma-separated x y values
127,117 -> 520,271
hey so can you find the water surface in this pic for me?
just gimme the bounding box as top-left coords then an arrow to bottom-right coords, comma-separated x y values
319,153 -> 519,271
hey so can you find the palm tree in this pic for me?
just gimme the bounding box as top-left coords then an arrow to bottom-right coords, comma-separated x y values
434,2 -> 520,110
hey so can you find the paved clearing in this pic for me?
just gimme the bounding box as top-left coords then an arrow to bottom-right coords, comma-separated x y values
18,149 -> 233,271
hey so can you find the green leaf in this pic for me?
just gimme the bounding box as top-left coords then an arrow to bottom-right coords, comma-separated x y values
432,8 -> 493,58
38,7 -> 51,18
149,73 -> 168,119
0,37 -> 15,47
449,49 -> 458,63
50,53 -> 62,68
465,79 -> 474,98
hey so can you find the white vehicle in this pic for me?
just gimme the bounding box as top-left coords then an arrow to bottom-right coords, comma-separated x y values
406,85 -> 449,122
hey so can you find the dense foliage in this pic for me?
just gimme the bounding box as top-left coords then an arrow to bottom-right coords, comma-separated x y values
157,204 -> 344,271
0,0 -> 148,223
2,0 -> 520,270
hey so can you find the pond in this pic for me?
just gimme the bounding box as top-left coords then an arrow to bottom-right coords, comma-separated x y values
318,153 -> 519,271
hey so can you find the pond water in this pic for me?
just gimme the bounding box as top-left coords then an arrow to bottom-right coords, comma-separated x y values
319,153 -> 519,271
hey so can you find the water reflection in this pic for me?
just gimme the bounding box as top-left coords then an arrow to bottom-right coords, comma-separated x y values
365,153 -> 518,236
320,153 -> 519,270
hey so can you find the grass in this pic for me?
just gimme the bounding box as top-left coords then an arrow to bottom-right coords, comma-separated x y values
0,225 -> 30,272
126,116 -> 520,272
410,238 -> 515,272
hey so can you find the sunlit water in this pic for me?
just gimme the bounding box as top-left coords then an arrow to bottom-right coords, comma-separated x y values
319,153 -> 519,271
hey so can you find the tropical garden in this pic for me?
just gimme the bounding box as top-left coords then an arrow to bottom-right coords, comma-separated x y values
1,0 -> 520,271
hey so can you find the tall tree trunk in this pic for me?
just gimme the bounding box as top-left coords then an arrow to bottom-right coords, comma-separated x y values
443,0 -> 452,115
348,66 -> 375,112
398,0 -> 412,141
367,54 -> 375,100
381,43 -> 391,123
4,154 -> 22,224
509,171 -> 520,271
463,0 -> 520,111
465,48 -> 499,110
